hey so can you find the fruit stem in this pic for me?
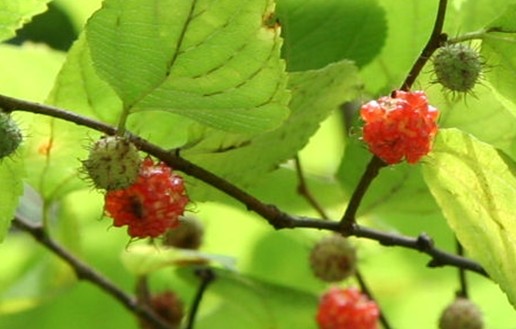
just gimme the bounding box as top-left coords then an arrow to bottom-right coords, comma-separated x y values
186,268 -> 215,329
116,106 -> 130,135
456,239 -> 469,298
294,155 -> 330,220
447,29 -> 488,44
339,156 -> 386,231
355,270 -> 392,329
401,0 -> 449,91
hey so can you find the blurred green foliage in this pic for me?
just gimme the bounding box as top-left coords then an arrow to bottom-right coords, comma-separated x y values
0,1 -> 515,329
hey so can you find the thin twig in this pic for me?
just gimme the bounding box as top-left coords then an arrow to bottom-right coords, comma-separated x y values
185,268 -> 215,329
401,0 -> 449,91
339,156 -> 386,231
12,216 -> 172,329
352,227 -> 487,276
355,270 -> 391,329
294,156 -> 392,328
0,94 -> 487,277
294,155 -> 329,219
456,240 -> 468,298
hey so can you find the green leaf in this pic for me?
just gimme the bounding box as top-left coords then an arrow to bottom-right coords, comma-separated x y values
0,157 -> 24,242
360,0 -> 437,94
276,0 -> 386,71
0,0 -> 50,42
178,267 -> 318,329
86,0 -> 290,133
184,60 -> 361,200
422,128 -> 516,307
445,0 -> 512,32
481,4 -> 516,114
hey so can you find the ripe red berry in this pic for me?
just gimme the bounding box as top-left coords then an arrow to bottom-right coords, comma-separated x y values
104,158 -> 189,238
317,287 -> 379,329
439,298 -> 484,329
310,235 -> 356,282
360,90 -> 439,164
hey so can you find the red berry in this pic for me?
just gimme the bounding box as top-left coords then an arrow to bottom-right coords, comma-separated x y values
104,158 -> 189,238
316,287 -> 379,329
360,90 -> 439,164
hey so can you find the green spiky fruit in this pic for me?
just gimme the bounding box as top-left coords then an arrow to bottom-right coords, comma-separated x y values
0,113 -> 22,159
83,136 -> 141,190
439,298 -> 484,329
433,44 -> 482,92
310,234 -> 356,282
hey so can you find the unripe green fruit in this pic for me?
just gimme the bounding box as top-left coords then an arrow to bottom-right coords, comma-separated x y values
439,298 -> 484,329
310,234 -> 356,282
433,44 -> 482,92
0,113 -> 22,159
82,136 -> 141,190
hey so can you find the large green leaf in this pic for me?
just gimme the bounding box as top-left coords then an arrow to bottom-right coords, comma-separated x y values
276,0 -> 386,71
0,0 -> 50,42
481,4 -> 516,115
178,267 -> 318,329
86,0 -> 290,133
184,60 -> 361,200
0,157 -> 24,242
422,128 -> 516,307
360,0 -> 437,94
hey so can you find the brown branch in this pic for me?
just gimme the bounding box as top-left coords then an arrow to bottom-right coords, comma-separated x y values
12,215 -> 173,329
339,156 -> 386,231
0,94 -> 487,277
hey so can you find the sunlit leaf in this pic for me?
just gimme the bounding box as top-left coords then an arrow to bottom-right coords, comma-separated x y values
276,0 -> 386,71
445,0 -> 511,32
86,0 -> 290,133
0,0 -> 50,42
360,0 -> 437,94
184,60 -> 360,200
422,128 -> 516,307
481,4 -> 516,115
178,267 -> 318,329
